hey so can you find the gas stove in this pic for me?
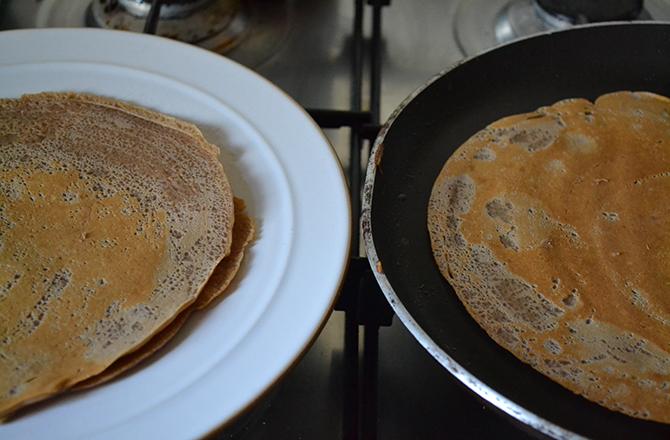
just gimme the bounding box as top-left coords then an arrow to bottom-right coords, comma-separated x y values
2,1 -> 670,438
0,0 -> 289,66
88,0 -> 246,50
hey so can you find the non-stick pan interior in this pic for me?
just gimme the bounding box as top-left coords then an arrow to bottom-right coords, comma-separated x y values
369,23 -> 670,438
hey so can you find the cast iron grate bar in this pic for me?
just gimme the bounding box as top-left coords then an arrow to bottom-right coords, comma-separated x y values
349,0 -> 365,256
335,258 -> 393,325
143,0 -> 165,35
343,0 -> 365,436
361,2 -> 387,439
305,109 -> 380,141
306,109 -> 371,129
368,0 -> 387,126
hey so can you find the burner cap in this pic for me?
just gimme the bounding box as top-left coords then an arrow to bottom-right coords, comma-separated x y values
455,0 -> 670,57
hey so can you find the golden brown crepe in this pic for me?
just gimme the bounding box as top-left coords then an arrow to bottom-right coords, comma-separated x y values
194,198 -> 255,311
73,198 -> 255,390
0,93 -> 238,419
428,91 -> 670,422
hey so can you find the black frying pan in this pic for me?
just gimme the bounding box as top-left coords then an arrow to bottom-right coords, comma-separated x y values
362,22 -> 670,439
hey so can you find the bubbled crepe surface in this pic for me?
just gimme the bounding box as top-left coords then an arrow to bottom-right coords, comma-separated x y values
428,91 -> 670,422
0,93 -> 235,418
74,198 -> 255,391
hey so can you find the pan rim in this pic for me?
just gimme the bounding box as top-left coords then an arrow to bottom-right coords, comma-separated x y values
361,20 -> 670,439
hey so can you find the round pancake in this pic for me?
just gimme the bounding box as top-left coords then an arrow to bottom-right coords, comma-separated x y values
428,91 -> 670,422
0,93 -> 235,418
194,198 -> 255,311
73,198 -> 255,390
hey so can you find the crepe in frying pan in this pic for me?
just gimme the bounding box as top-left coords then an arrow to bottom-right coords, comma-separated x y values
74,198 -> 255,390
0,93 -> 235,419
428,91 -> 670,422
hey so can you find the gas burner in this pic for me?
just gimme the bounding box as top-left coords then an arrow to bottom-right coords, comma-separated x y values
30,0 -> 289,67
89,0 -> 246,50
454,0 -> 670,56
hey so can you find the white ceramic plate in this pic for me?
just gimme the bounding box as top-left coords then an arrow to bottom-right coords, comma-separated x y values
0,29 -> 350,440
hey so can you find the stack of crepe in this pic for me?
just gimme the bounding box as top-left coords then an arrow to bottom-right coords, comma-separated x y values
428,91 -> 670,422
0,93 -> 254,420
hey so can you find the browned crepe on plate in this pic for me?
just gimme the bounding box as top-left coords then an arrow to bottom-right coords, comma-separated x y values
428,91 -> 670,422
0,93 -> 237,419
74,198 -> 255,390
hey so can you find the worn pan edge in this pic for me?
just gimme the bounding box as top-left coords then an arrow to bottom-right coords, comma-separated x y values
359,20 -> 670,439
